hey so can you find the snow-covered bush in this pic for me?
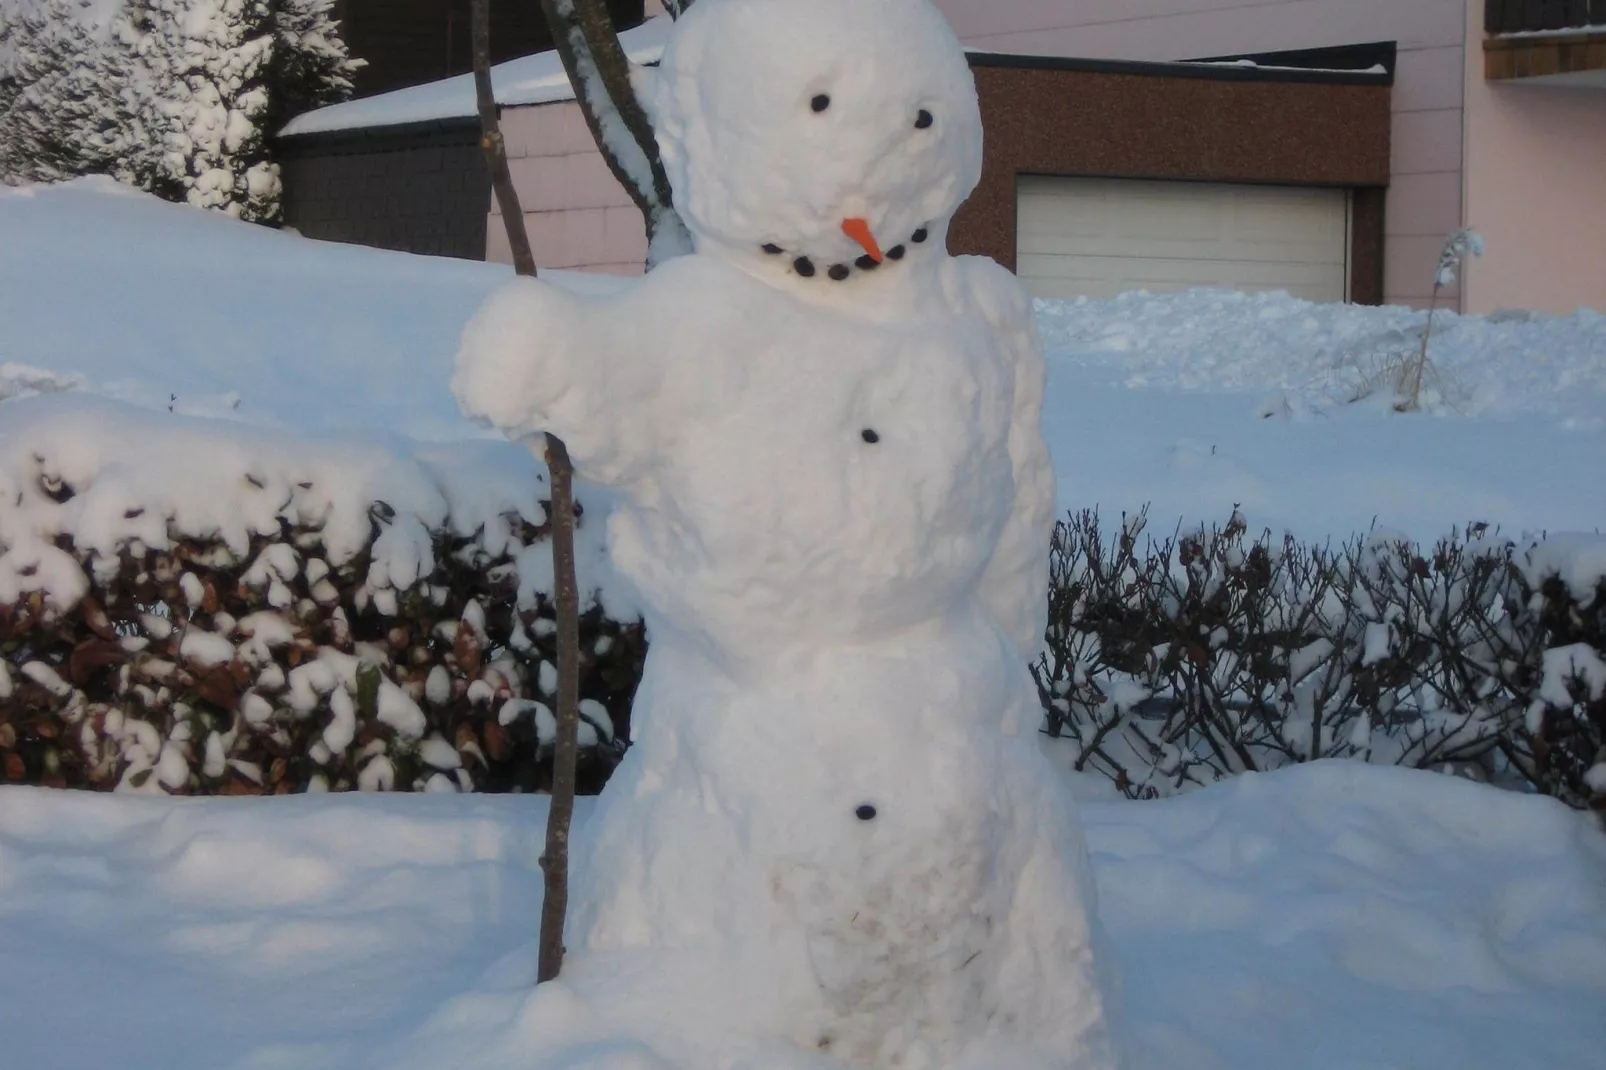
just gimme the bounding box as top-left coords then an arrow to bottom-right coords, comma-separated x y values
1034,509 -> 1606,819
1,400 -> 1599,814
0,399 -> 640,795
127,0 -> 281,221
0,0 -> 358,221
262,0 -> 359,135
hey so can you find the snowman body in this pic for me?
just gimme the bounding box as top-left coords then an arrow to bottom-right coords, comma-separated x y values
453,1 -> 1117,1066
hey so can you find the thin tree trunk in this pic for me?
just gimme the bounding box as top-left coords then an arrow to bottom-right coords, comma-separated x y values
470,0 -> 583,986
470,0 -> 535,277
539,433 -> 582,983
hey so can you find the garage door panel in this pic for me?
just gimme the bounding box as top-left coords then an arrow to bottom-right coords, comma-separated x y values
1018,232 -> 1334,264
1018,254 -> 1348,303
1016,176 -> 1349,303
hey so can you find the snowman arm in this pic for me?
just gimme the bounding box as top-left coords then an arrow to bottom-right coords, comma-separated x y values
963,258 -> 1055,657
452,276 -> 666,489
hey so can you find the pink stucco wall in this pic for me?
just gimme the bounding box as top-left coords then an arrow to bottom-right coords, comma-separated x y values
1459,4 -> 1606,315
494,2 -> 1490,308
491,101 -> 647,276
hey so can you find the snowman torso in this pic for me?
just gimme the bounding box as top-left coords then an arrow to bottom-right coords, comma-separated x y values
608,255 -> 1019,665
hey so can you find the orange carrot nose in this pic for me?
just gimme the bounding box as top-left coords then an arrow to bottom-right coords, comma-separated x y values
841,217 -> 883,263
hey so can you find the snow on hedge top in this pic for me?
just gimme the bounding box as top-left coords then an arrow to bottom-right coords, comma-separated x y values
278,16 -> 673,137
0,393 -> 630,616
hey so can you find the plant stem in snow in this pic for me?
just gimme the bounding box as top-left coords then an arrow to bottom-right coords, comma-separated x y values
1399,286 -> 1439,413
470,0 -> 582,985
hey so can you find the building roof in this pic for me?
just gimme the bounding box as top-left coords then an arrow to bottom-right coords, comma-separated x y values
280,13 -> 1389,140
280,15 -> 673,138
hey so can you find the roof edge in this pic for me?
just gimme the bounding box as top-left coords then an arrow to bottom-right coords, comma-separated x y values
275,116 -> 483,150
966,51 -> 1395,87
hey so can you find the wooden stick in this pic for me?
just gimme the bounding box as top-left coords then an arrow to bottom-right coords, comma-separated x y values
469,0 -> 583,986
470,0 -> 535,278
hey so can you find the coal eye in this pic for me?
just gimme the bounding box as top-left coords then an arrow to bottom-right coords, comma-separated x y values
811,94 -> 831,113
915,109 -> 933,129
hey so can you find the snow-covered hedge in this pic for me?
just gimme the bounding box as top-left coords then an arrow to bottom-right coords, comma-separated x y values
1035,510 -> 1606,817
2,398 -> 1601,815
0,398 -> 641,794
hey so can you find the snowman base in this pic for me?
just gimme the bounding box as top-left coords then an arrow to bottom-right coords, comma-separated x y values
531,621 -> 1119,1070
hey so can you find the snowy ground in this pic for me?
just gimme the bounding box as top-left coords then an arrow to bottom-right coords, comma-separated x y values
0,763 -> 1602,1070
2,179 -> 1603,542
2,181 -> 1605,1067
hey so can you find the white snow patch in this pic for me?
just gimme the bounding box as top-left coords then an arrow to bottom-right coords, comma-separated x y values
0,764 -> 1599,1068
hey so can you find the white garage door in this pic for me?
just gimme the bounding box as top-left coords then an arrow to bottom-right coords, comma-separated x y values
1016,176 -> 1350,303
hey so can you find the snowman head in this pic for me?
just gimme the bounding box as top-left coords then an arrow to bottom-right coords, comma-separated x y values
648,0 -> 983,283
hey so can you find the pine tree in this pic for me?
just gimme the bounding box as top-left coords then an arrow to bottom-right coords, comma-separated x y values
0,0 -> 140,184
265,0 -> 361,137
132,0 -> 280,222
0,3 -> 32,179
0,0 -> 356,220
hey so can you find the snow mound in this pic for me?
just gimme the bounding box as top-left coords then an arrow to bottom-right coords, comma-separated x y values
0,763 -> 1600,1069
0,177 -> 622,440
1038,288 -> 1606,425
1091,762 -> 1606,1069
2,178 -> 1602,544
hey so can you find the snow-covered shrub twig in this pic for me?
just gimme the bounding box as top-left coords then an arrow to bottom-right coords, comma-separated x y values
0,471 -> 641,796
1033,509 -> 1605,820
1396,228 -> 1484,412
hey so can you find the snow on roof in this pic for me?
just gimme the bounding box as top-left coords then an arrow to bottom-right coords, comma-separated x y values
1492,23 -> 1606,39
279,16 -> 674,138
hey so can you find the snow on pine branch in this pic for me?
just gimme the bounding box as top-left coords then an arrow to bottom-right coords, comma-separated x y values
1034,508 -> 1606,815
0,0 -> 360,221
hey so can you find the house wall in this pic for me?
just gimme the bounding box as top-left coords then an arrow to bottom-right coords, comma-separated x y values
929,0 -> 1472,308
281,121 -> 489,260
493,104 -> 649,275
494,2 -> 1463,303
1461,2 -> 1606,315
333,0 -> 645,97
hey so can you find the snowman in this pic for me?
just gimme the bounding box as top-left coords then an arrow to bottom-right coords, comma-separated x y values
453,0 -> 1119,1067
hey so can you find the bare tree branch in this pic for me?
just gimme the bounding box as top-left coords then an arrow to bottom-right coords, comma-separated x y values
471,0 -> 535,277
536,0 -> 690,262
470,0 -> 584,986
538,433 -> 582,984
